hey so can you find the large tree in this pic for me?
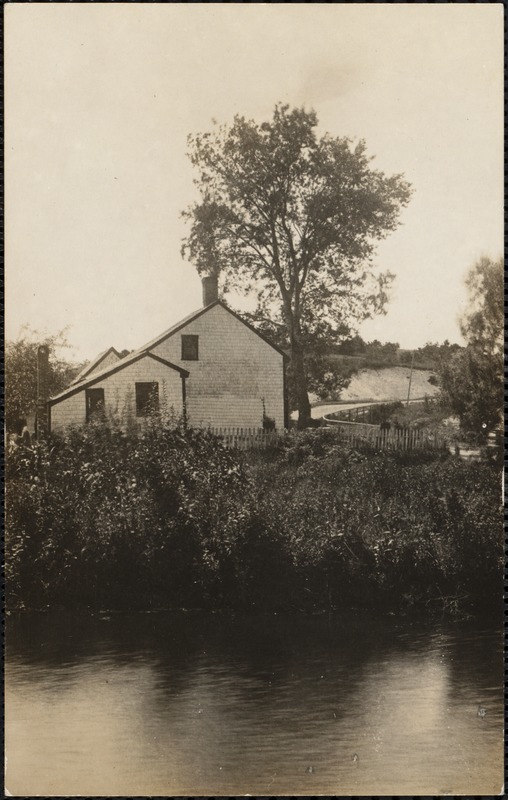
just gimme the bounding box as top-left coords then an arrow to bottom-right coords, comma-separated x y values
5,327 -> 84,432
182,104 -> 412,426
439,256 -> 503,438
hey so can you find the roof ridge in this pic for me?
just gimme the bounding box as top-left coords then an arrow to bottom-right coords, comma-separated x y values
71,346 -> 123,385
133,299 -> 288,359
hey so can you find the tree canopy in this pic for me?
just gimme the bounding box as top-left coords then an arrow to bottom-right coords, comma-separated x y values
5,327 -> 84,433
182,104 -> 412,426
439,256 -> 503,439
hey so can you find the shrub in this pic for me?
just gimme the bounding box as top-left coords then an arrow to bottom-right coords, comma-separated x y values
6,422 -> 502,614
6,417 -> 254,610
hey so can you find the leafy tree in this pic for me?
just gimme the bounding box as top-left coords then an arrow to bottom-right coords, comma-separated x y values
405,340 -> 463,370
439,256 -> 503,438
5,327 -> 84,432
182,104 -> 412,427
363,339 -> 400,365
336,334 -> 367,356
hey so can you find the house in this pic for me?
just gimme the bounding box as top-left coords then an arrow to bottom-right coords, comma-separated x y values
48,276 -> 288,433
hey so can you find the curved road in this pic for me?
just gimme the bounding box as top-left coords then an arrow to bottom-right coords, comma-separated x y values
290,397 -> 429,421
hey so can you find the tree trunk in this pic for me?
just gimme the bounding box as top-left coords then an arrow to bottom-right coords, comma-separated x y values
282,299 -> 312,429
290,340 -> 311,429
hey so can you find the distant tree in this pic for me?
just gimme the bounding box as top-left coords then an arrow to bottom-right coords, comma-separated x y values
5,327 -> 84,432
364,340 -> 400,365
336,334 -> 367,356
182,104 -> 412,427
408,340 -> 463,370
439,257 -> 503,438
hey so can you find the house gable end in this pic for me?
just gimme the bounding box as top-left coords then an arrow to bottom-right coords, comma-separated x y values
71,346 -> 123,385
142,300 -> 288,361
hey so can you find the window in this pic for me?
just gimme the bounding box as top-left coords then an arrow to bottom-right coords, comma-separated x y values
181,334 -> 199,361
86,388 -> 105,422
135,382 -> 159,417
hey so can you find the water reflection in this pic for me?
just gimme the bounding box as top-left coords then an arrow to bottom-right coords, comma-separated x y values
5,611 -> 503,796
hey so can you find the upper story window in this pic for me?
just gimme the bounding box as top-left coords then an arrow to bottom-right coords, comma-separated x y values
181,334 -> 199,361
135,382 -> 159,417
85,388 -> 105,422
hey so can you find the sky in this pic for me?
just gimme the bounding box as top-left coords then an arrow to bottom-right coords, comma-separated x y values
5,3 -> 503,362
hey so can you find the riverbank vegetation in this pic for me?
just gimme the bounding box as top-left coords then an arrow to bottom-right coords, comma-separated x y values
6,419 -> 502,615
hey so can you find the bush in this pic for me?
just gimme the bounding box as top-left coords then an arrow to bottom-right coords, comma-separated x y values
6,422 -> 502,614
6,417 -> 254,610
247,432 -> 502,610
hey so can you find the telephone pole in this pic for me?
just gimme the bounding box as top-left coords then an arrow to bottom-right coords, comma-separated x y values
406,350 -> 415,407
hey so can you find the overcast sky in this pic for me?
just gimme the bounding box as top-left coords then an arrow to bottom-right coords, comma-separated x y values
6,3 -> 503,362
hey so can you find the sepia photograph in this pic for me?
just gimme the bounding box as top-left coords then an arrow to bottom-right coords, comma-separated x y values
4,3 -> 504,796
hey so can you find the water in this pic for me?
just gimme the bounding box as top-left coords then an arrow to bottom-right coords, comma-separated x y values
5,610 -> 503,796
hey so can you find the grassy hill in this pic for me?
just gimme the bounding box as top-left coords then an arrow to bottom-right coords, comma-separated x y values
310,365 -> 439,405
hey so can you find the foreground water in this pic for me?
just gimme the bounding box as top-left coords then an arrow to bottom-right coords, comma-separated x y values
5,610 -> 503,796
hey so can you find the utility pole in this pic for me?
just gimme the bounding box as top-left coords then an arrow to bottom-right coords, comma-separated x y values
406,350 -> 415,407
36,344 -> 50,439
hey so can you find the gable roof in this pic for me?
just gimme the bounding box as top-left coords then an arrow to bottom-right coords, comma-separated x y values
138,299 -> 289,360
71,346 -> 123,385
50,299 -> 287,406
50,352 -> 189,405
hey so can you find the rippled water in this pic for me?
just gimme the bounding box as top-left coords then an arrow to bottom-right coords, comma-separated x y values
5,610 -> 503,795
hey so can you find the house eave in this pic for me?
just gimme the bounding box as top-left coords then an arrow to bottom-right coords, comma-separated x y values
49,352 -> 189,406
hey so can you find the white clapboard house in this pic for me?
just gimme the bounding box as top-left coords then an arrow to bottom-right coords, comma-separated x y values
48,277 -> 288,433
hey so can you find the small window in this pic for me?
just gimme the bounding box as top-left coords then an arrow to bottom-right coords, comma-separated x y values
86,388 -> 105,422
135,382 -> 159,417
181,334 -> 199,361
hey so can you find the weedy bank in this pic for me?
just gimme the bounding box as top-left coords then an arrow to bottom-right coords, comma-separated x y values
6,420 -> 502,615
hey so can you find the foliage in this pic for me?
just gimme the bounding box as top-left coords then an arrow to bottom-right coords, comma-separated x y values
251,433 -> 502,609
440,347 -> 503,440
365,401 -> 404,425
6,420 -> 501,615
439,257 -> 503,439
182,103 -> 412,426
460,255 -> 504,351
336,336 -> 463,371
6,417 -> 252,610
336,334 -> 367,356
5,327 -> 84,432
362,340 -> 400,365
406,340 -> 463,370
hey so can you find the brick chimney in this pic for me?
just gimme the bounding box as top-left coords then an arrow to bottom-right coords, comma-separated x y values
36,344 -> 50,438
202,275 -> 219,307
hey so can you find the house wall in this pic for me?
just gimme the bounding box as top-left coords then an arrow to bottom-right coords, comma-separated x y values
151,304 -> 285,429
50,357 -> 184,432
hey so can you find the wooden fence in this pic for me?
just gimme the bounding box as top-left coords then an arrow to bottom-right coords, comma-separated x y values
207,423 -> 448,453
324,397 -> 437,425
328,404 -> 378,423
323,417 -> 449,452
208,427 -> 281,450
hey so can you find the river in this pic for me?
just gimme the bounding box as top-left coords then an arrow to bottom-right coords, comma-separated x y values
5,610 -> 503,796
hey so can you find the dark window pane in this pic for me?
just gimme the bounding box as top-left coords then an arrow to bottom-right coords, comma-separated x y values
86,388 -> 105,422
135,382 -> 159,417
181,334 -> 199,361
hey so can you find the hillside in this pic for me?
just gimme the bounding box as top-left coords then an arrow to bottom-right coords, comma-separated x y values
311,366 -> 439,406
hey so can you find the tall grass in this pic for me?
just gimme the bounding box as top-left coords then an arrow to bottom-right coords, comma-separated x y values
6,421 -> 502,614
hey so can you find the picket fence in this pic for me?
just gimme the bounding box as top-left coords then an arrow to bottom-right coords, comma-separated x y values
323,417 -> 448,452
208,423 -> 448,453
208,427 -> 281,450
